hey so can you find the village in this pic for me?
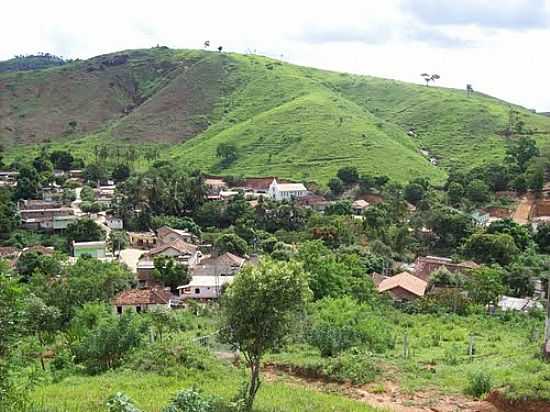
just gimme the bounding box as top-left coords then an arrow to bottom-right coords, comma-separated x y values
2,162 -> 549,318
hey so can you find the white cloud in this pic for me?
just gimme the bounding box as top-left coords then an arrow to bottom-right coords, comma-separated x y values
1,0 -> 550,111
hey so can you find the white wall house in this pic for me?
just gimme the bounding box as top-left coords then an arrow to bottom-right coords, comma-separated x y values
177,276 -> 234,300
268,179 -> 307,201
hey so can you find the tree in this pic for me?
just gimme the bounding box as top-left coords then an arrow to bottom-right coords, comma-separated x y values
466,84 -> 474,96
112,164 -> 131,183
512,175 -> 527,194
328,177 -> 344,195
15,252 -> 62,282
217,46 -> 223,53
527,164 -> 544,192
0,192 -> 19,239
421,73 -> 440,86
24,295 -> 61,370
215,143 -> 238,165
14,165 -> 41,200
0,274 -> 25,409
466,266 -> 506,305
84,163 -> 108,184
404,182 -> 425,205
506,136 -> 539,172
463,233 -> 519,266
487,219 -> 531,251
203,40 -> 210,48
337,167 -> 359,185
447,182 -> 464,206
151,215 -> 201,237
80,185 -> 96,202
214,233 -> 248,256
49,150 -> 74,171
65,219 -> 105,245
465,179 -> 490,203
324,200 -> 352,216
535,224 -> 550,253
220,259 -> 311,409
108,231 -> 129,257
152,256 -> 191,293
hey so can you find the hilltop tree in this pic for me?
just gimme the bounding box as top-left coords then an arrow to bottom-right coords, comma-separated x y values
220,259 -> 311,410
217,46 -> 223,53
421,73 -> 440,87
328,177 -> 344,195
337,167 -> 359,185
204,40 -> 210,48
216,143 -> 238,165
466,84 -> 474,96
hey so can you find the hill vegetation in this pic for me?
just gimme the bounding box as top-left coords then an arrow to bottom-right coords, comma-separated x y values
2,47 -> 550,184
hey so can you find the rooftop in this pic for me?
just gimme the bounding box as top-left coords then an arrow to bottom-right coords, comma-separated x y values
112,288 -> 173,305
177,275 -> 234,289
378,272 -> 427,297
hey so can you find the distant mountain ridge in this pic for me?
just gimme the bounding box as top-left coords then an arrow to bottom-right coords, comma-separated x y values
1,47 -> 550,184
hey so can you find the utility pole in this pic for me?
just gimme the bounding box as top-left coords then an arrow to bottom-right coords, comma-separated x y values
544,280 -> 550,359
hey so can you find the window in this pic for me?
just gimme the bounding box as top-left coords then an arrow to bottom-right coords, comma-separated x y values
195,288 -> 200,294
116,306 -> 122,314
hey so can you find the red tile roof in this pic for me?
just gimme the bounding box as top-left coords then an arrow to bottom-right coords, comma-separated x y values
144,239 -> 198,257
112,288 -> 172,305
378,272 -> 427,297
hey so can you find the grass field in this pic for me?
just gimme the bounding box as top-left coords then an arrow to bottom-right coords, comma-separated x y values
266,311 -> 547,400
32,367 -> 383,412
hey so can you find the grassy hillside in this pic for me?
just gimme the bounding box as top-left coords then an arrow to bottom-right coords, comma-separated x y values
2,47 -> 550,184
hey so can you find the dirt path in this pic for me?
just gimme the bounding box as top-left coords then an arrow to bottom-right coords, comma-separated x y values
262,364 -> 498,412
512,196 -> 533,225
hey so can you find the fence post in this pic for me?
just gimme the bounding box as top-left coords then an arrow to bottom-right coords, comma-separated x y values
468,334 -> 475,361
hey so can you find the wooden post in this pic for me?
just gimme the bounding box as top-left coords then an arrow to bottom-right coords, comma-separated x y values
468,334 -> 475,361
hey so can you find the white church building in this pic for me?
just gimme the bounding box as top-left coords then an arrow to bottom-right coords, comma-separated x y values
268,179 -> 308,201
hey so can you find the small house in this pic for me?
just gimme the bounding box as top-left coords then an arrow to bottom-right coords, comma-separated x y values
177,276 -> 234,300
191,252 -> 245,277
497,296 -> 543,312
378,272 -> 427,302
112,288 -> 173,314
157,226 -> 198,245
73,241 -> 107,258
143,239 -> 200,266
106,216 -> 124,230
414,256 -> 479,281
351,199 -> 370,215
128,231 -> 157,249
268,179 -> 307,201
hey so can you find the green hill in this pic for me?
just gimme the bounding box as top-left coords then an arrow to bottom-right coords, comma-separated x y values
2,47 -> 550,184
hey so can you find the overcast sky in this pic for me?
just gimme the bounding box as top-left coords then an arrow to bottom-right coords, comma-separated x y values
2,0 -> 550,110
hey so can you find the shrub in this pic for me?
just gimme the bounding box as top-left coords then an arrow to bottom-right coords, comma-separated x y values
125,336 -> 216,375
162,388 -> 215,412
322,350 -> 380,384
465,370 -> 492,398
106,392 -> 142,412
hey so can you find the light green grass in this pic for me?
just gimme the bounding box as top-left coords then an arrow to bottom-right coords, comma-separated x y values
32,367 -> 383,412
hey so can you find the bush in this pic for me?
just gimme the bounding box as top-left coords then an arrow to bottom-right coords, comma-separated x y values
106,392 -> 142,412
465,370 -> 492,398
322,350 -> 380,384
125,336 -> 216,376
162,388 -> 215,412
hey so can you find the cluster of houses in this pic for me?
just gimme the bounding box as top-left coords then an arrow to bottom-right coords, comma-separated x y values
374,255 -> 542,312
111,225 -> 247,314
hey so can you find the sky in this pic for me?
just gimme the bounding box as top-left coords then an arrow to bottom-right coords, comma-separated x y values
2,0 -> 550,110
